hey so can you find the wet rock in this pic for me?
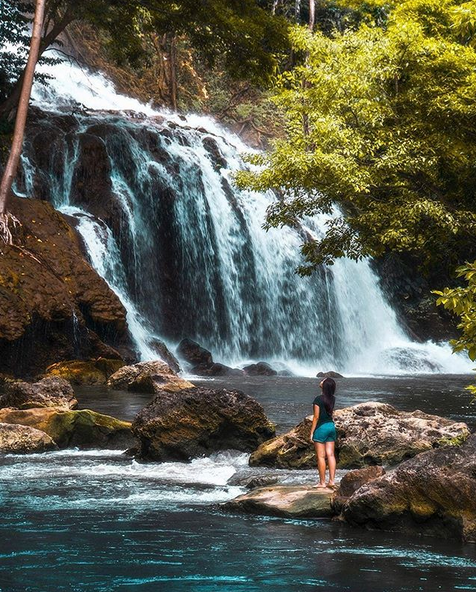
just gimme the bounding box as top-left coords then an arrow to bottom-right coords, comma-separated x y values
45,359 -> 125,385
243,362 -> 277,376
107,360 -> 193,393
0,196 -> 131,377
316,371 -> 344,378
0,407 -> 135,449
0,422 -> 58,454
249,402 -> 470,470
340,435 -> 476,542
0,377 -> 77,410
191,363 -> 244,377
224,485 -> 333,518
176,338 -> 213,367
133,386 -> 275,461
145,339 -> 181,373
332,466 -> 386,515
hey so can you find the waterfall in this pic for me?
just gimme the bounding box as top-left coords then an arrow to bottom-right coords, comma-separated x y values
21,55 -> 471,375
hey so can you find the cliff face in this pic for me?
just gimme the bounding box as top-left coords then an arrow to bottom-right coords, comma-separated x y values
0,195 -> 132,377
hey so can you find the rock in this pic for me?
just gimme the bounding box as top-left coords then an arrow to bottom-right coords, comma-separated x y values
0,195 -> 132,378
107,360 -> 193,393
316,371 -> 344,378
190,362 -> 244,377
224,485 -> 333,518
335,402 -> 470,468
0,407 -> 134,449
332,466 -> 386,515
0,422 -> 58,454
0,377 -> 77,410
249,402 -> 470,470
340,435 -> 476,542
243,362 -> 277,376
176,338 -> 213,366
45,359 -> 125,385
133,386 -> 275,461
145,338 -> 181,373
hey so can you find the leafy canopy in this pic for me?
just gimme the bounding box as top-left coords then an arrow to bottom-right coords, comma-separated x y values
237,0 -> 476,274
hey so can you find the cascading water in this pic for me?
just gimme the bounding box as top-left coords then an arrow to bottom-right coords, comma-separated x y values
20,55 -> 471,375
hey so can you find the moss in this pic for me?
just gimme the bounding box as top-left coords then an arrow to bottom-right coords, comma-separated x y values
46,359 -> 125,385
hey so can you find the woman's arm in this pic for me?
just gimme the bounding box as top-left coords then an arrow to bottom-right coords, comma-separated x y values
310,404 -> 320,442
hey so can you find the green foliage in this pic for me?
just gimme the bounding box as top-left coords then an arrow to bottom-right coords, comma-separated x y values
434,262 -> 476,395
236,0 -> 476,274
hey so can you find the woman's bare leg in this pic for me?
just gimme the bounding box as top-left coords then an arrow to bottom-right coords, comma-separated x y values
325,441 -> 336,485
314,442 -> 327,487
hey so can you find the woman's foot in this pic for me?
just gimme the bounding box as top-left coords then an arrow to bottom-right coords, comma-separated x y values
326,481 -> 336,488
315,483 -> 328,489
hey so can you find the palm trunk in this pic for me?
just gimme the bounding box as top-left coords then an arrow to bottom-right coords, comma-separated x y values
0,0 -> 46,243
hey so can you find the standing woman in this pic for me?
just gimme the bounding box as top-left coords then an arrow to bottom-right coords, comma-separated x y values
310,377 -> 337,488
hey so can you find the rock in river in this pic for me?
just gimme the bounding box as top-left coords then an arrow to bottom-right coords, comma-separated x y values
107,360 -> 193,393
45,359 -> 125,385
0,377 -> 77,410
0,407 -> 134,449
225,485 -> 333,518
133,386 -> 275,461
0,422 -> 57,454
249,402 -> 470,470
340,434 -> 476,543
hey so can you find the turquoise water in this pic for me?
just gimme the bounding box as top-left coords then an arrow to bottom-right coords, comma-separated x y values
1,376 -> 475,591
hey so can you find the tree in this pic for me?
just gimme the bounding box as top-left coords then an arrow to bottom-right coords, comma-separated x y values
236,0 -> 476,276
0,0 -> 290,118
0,0 -> 46,243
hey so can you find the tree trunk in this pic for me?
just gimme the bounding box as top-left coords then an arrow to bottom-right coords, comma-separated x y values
295,0 -> 301,22
0,0 -> 46,243
309,0 -> 315,30
168,34 -> 178,111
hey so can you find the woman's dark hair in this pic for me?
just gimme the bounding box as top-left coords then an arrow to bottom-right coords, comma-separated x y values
321,377 -> 336,416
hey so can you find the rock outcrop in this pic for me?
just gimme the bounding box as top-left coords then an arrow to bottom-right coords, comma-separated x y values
0,422 -> 58,454
332,466 -> 386,515
45,359 -> 125,385
0,407 -> 134,449
0,195 -> 130,377
0,376 -> 77,410
249,402 -> 470,469
340,435 -> 476,542
107,360 -> 193,393
133,386 -> 275,461
316,371 -> 344,378
225,485 -> 333,518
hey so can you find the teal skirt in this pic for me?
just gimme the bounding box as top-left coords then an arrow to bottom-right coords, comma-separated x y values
312,421 -> 337,443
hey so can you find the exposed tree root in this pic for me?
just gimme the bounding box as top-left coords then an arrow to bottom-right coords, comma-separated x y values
0,212 -> 20,246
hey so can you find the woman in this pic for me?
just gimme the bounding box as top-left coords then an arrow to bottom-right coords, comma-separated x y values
309,377 -> 337,488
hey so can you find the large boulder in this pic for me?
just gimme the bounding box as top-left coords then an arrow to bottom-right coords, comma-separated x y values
340,435 -> 476,542
133,386 -> 275,461
176,338 -> 213,366
0,377 -> 77,410
45,359 -> 125,385
225,485 -> 333,518
0,422 -> 57,454
249,402 -> 470,470
0,407 -> 134,449
190,362 -> 244,377
107,360 -> 193,393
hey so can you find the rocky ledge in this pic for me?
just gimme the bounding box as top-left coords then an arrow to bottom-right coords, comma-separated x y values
338,434 -> 476,543
249,402 -> 469,469
133,386 -> 275,461
0,196 -> 131,377
0,422 -> 58,454
107,360 -> 194,393
0,376 -> 78,410
225,485 -> 333,518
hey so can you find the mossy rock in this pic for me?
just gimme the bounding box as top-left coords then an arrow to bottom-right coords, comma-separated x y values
45,359 -> 125,385
0,407 -> 134,449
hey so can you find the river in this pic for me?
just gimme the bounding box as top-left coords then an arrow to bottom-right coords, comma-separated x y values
1,375 -> 475,591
